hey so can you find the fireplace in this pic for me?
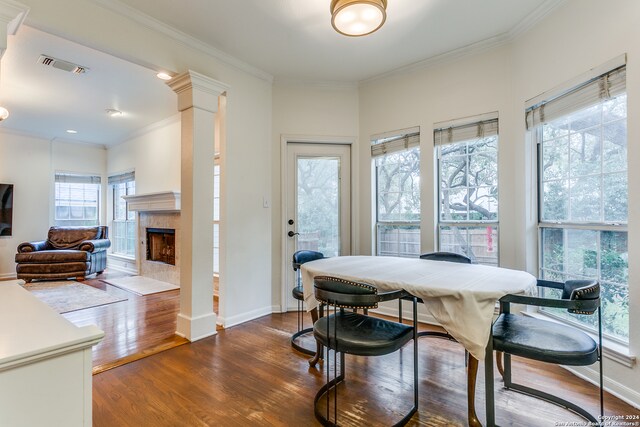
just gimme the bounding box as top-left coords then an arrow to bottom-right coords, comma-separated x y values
146,228 -> 176,265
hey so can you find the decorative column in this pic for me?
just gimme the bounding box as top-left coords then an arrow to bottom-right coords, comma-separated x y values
0,1 -> 28,59
168,70 -> 229,341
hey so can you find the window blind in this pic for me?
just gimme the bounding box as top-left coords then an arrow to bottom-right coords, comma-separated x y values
371,130 -> 420,158
434,118 -> 498,147
525,66 -> 626,130
108,171 -> 135,185
55,172 -> 101,184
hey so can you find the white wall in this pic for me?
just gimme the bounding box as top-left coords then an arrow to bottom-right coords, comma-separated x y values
0,131 -> 50,278
357,0 -> 640,407
509,0 -> 640,406
0,131 -> 106,278
107,115 -> 181,194
359,45 -> 515,264
271,83 -> 359,307
21,0 -> 274,325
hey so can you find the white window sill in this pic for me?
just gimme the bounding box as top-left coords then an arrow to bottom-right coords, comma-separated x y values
522,310 -> 636,368
108,253 -> 136,262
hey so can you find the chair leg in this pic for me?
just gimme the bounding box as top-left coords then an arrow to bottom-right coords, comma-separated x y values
485,338 -> 496,427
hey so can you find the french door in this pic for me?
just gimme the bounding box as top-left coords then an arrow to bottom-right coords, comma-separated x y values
284,142 -> 351,310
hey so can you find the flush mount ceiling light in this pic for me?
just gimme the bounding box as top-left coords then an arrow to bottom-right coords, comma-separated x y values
66,129 -> 77,134
105,108 -> 123,117
0,107 -> 8,121
330,0 -> 387,37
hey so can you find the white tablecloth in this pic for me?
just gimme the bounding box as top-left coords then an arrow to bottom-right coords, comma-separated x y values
301,256 -> 537,360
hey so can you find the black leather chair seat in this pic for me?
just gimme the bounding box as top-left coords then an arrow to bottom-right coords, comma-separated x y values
292,285 -> 304,301
314,311 -> 413,357
493,313 -> 598,366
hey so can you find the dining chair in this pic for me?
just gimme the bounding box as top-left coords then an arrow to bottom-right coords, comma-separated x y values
313,276 -> 419,426
291,250 -> 325,356
485,279 -> 603,426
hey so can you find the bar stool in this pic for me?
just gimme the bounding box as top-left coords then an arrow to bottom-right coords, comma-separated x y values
291,250 -> 325,356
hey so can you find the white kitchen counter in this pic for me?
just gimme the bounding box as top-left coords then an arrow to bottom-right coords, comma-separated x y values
0,280 -> 104,427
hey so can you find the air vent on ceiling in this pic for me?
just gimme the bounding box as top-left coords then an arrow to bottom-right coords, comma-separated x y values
38,55 -> 89,74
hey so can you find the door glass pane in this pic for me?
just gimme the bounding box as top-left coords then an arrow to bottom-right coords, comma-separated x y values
297,157 -> 340,257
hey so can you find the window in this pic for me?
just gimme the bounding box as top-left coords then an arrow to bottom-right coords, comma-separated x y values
54,173 -> 101,226
529,65 -> 628,342
372,128 -> 420,257
435,117 -> 499,266
108,172 -> 135,258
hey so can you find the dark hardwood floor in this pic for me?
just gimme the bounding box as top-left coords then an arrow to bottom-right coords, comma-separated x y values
63,270 -> 185,368
92,311 -> 640,427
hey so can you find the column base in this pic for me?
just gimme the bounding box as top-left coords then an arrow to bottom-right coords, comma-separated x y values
176,312 -> 218,341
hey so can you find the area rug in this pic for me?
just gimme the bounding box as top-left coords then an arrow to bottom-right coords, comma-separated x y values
102,276 -> 179,296
22,281 -> 127,314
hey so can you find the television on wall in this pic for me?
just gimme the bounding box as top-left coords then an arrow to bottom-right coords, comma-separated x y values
0,184 -> 13,236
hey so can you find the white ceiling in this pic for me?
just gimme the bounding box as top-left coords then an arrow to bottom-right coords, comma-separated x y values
118,0 -> 560,82
0,26 -> 176,146
0,0 -> 562,146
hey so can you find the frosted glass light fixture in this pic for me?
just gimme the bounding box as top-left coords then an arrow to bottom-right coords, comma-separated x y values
331,0 -> 387,37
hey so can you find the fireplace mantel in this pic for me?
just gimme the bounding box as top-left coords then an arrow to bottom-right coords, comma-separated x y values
123,191 -> 181,212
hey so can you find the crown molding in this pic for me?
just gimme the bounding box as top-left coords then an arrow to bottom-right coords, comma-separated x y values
507,0 -> 568,40
88,0 -> 273,84
361,0 -> 566,85
0,126 -> 108,149
273,78 -> 358,90
114,113 -> 181,147
0,0 -> 28,33
360,33 -> 509,85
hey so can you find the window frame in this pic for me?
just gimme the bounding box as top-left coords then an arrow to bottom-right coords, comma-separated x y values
371,129 -> 421,258
109,175 -> 136,259
53,173 -> 101,227
534,102 -> 629,344
435,118 -> 500,266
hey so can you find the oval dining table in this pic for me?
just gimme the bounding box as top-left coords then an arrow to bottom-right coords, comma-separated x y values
301,255 -> 537,427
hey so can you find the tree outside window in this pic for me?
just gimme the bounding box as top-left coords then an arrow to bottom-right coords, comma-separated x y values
538,93 -> 628,341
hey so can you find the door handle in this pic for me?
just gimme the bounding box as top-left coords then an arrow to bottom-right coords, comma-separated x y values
288,231 -> 299,237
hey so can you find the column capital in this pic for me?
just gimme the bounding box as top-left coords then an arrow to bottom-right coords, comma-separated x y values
0,0 -> 29,59
167,70 -> 230,113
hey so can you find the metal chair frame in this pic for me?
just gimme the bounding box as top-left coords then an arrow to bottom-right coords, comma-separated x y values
313,277 -> 419,427
290,250 -> 324,356
484,279 -> 603,426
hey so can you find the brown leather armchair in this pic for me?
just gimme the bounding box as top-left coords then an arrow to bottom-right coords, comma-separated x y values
15,226 -> 111,282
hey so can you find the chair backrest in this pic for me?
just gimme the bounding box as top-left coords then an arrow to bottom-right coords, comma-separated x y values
292,250 -> 324,270
314,276 -> 379,309
47,226 -> 107,250
563,279 -> 600,315
419,251 -> 472,264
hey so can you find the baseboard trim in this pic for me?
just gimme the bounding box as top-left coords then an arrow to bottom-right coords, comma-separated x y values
0,273 -> 17,280
223,305 -> 275,329
176,312 -> 218,341
564,365 -> 640,410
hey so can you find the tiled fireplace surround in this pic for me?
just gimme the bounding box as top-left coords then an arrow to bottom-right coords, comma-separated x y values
123,192 -> 181,286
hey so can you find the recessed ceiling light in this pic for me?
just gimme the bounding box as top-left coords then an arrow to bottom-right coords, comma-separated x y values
106,108 -> 123,117
66,129 -> 78,134
156,72 -> 172,81
0,107 -> 9,121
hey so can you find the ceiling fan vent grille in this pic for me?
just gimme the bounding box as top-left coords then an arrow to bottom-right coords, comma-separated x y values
38,55 -> 89,74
